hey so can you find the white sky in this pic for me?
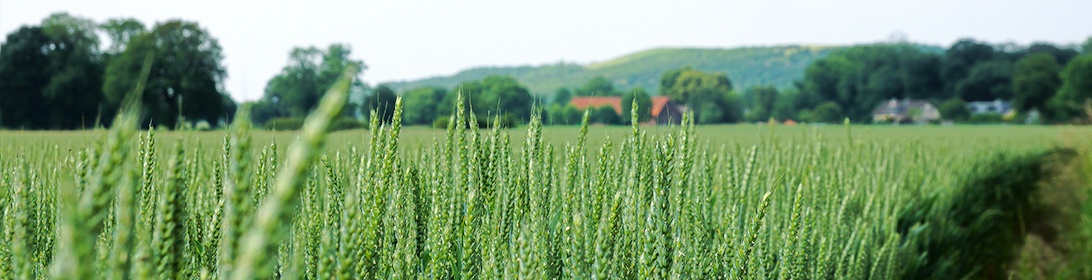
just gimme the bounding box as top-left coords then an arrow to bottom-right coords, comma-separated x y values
2,0 -> 1090,101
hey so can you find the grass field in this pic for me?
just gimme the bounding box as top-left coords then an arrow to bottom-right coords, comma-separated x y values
2,94 -> 1091,279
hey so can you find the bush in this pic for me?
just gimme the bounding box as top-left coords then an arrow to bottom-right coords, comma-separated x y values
969,113 -> 1005,124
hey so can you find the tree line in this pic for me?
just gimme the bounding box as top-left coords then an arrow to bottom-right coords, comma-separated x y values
4,13 -> 1091,129
362,39 -> 1092,127
786,39 -> 1092,123
0,13 -> 234,130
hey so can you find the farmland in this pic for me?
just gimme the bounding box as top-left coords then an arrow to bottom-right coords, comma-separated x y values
2,69 -> 1092,279
3,110 -> 1091,279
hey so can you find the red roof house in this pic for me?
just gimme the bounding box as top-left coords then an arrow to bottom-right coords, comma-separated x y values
569,97 -> 623,114
569,96 -> 686,125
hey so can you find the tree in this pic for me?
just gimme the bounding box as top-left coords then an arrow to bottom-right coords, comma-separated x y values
590,106 -> 619,124
0,27 -> 52,129
104,20 -> 232,128
39,13 -> 107,129
620,88 -> 652,124
955,60 -> 1014,101
941,39 -> 997,95
0,13 -> 106,129
553,87 -> 573,105
800,44 -> 943,121
660,67 -> 742,123
1083,37 -> 1092,54
100,18 -> 145,56
440,75 -> 533,123
479,76 -> 534,122
1019,43 -> 1078,66
1048,55 -> 1092,122
746,85 -> 779,122
401,86 -> 447,125
255,44 -> 366,124
938,98 -> 970,122
1012,53 -> 1061,114
545,103 -> 582,125
810,101 -> 843,123
575,76 -> 618,96
364,85 -> 398,124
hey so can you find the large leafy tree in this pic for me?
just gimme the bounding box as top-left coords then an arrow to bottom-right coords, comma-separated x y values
104,20 -> 233,128
100,18 -> 145,56
440,75 -> 533,123
1048,55 -> 1092,122
252,44 -> 366,124
0,13 -> 105,129
0,27 -> 52,129
575,76 -> 619,96
954,60 -> 1014,101
401,86 -> 447,125
660,67 -> 742,123
800,44 -> 943,121
746,85 -> 779,122
363,85 -> 398,124
941,39 -> 997,95
1011,53 -> 1061,115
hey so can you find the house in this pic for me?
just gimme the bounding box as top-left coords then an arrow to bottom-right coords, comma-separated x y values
966,99 -> 1013,115
649,96 -> 685,124
568,96 -> 686,125
569,97 -> 622,115
871,98 -> 940,124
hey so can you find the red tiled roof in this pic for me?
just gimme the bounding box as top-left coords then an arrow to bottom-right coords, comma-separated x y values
570,97 -> 622,114
651,96 -> 671,117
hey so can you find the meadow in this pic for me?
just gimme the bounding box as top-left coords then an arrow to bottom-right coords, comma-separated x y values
1,82 -> 1091,279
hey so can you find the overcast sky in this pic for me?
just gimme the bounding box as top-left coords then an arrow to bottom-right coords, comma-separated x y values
2,0 -> 1090,101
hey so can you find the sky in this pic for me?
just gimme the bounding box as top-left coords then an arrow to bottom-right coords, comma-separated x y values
1,0 -> 1090,102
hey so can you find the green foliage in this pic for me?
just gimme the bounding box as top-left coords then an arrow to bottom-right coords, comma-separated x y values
387,46 -> 835,95
968,113 -> 1006,124
100,18 -> 145,56
899,151 -> 1052,279
955,60 -> 1015,102
1012,53 -> 1062,114
364,85 -> 398,124
553,87 -> 573,105
0,13 -> 105,130
401,87 -> 447,125
3,106 -> 1092,278
660,67 -> 743,123
801,44 -> 943,122
589,106 -> 620,124
746,85 -> 779,122
574,76 -> 619,96
545,104 -> 582,125
939,98 -> 971,122
803,101 -> 844,123
103,19 -> 233,129
1048,55 -> 1092,122
438,75 -> 534,124
251,44 -> 366,125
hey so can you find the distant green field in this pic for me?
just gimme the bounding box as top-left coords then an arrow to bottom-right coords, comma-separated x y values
386,46 -> 837,95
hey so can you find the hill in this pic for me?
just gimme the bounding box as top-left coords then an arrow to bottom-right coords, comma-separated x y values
385,45 -> 839,96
